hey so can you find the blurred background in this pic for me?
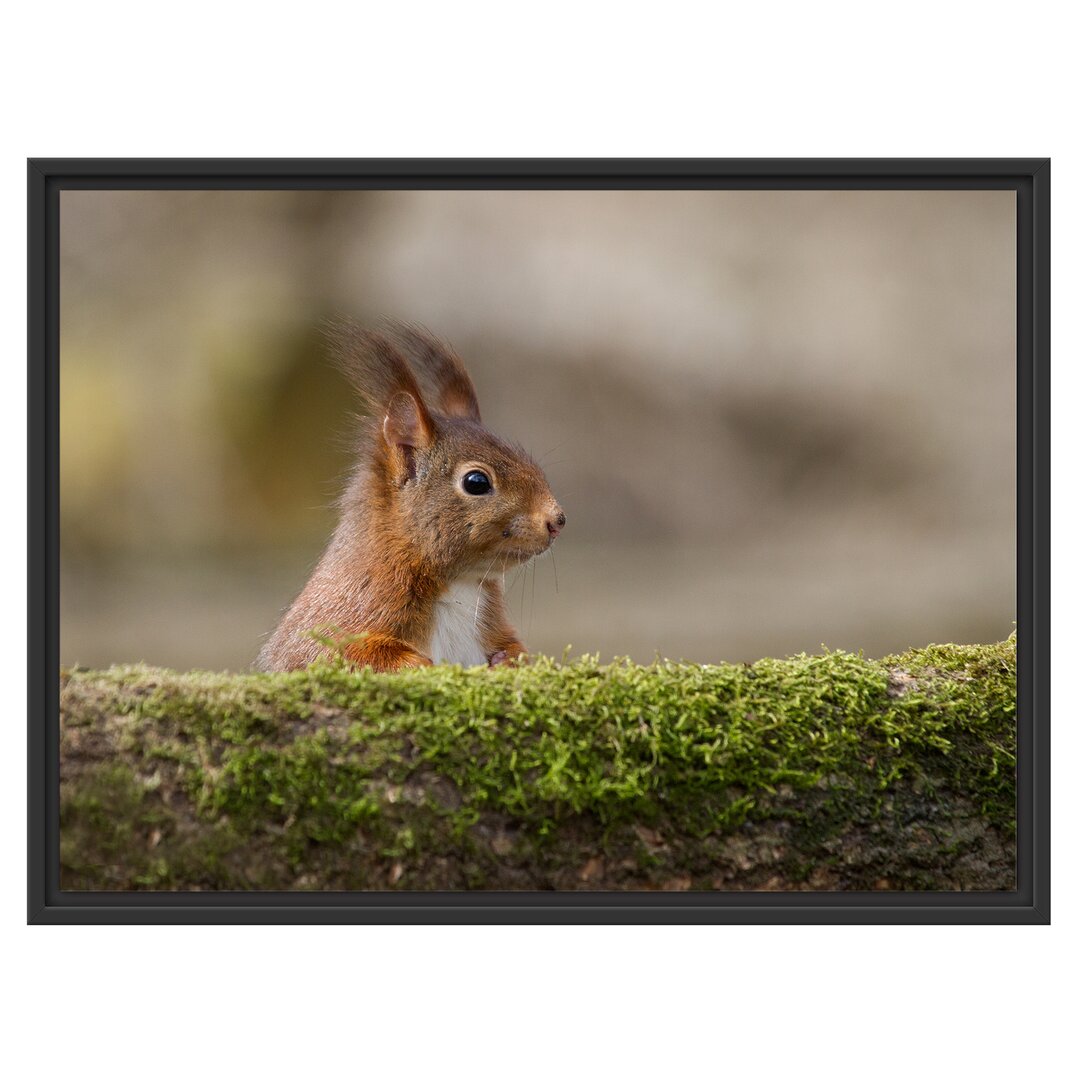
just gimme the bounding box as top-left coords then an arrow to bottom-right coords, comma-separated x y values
60,188 -> 1015,670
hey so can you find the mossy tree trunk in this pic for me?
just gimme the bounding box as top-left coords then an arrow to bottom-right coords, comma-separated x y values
60,639 -> 1016,892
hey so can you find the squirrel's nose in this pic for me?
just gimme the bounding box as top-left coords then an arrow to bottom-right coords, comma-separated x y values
547,511 -> 566,538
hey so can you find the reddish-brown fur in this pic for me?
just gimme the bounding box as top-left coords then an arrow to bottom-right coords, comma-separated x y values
256,321 -> 564,673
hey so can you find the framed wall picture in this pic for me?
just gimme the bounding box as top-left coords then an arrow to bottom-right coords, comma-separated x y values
28,158 -> 1049,923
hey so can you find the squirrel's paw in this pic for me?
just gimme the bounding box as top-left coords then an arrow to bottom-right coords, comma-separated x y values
398,651 -> 434,670
488,649 -> 526,668
342,634 -> 432,672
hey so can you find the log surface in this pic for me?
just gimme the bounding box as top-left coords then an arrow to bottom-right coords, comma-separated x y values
59,638 -> 1017,892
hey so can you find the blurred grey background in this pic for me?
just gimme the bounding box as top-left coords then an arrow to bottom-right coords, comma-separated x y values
60,188 -> 1015,670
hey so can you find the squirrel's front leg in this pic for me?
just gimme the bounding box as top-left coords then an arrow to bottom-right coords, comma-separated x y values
341,632 -> 432,672
478,580 -> 528,667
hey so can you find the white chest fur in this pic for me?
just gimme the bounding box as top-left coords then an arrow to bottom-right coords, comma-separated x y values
428,578 -> 488,667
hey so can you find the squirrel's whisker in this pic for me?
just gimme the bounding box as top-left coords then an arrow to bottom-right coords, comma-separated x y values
527,559 -> 536,638
474,554 -> 500,632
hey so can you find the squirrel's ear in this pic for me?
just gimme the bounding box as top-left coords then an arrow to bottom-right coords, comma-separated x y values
387,323 -> 482,423
382,392 -> 433,479
326,319 -> 437,427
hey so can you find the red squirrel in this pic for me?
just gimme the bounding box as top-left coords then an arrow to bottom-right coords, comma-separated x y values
256,321 -> 565,673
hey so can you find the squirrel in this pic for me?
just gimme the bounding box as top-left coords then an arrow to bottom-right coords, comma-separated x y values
256,320 -> 565,673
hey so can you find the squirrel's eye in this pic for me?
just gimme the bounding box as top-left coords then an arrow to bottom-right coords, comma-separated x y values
461,470 -> 492,495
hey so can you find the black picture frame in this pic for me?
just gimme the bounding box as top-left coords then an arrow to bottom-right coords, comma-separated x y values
28,158 -> 1050,924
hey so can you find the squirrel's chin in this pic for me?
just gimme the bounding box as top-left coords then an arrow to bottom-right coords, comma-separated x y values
456,542 -> 550,576
497,545 -> 546,567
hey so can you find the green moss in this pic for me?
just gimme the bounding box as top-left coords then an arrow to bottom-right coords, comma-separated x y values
60,635 -> 1016,890
59,758 -> 258,889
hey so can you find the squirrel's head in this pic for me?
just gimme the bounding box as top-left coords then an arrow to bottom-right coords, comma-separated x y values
331,320 -> 565,576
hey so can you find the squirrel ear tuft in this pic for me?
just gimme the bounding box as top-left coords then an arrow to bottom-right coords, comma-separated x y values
383,392 -> 433,453
385,323 -> 481,423
325,318 -> 437,422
